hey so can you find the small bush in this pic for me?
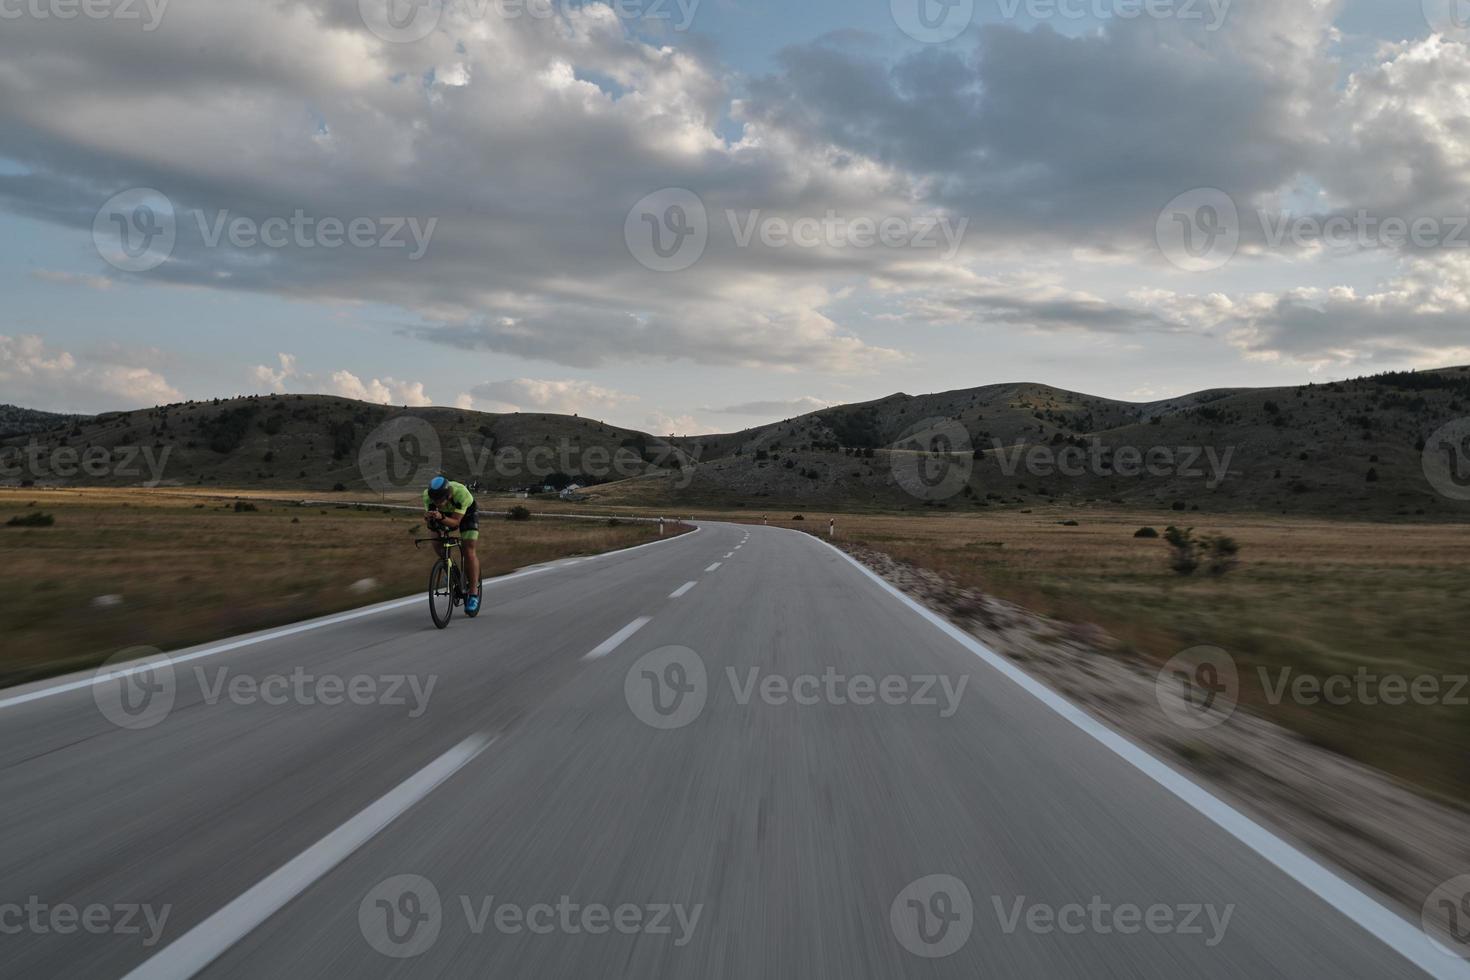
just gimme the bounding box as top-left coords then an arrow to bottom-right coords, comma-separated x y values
1164,525 -> 1200,575
234,501 -> 258,512
1134,526 -> 1159,538
607,518 -> 622,527
792,514 -> 805,521
507,505 -> 532,521
1164,525 -> 1240,576
6,511 -> 54,527
1206,535 -> 1241,576
332,482 -> 347,492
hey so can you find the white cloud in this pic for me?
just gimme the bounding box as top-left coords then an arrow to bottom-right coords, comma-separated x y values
247,353 -> 431,406
463,378 -> 634,416
704,396 -> 837,416
0,334 -> 180,412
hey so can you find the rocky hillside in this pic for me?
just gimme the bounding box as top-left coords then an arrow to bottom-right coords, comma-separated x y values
5,368 -> 1470,517
0,404 -> 85,439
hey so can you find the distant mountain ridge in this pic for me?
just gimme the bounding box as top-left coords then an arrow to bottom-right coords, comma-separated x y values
5,368 -> 1470,518
0,404 -> 86,440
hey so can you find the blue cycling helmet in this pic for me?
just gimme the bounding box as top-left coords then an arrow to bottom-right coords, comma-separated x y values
428,475 -> 450,499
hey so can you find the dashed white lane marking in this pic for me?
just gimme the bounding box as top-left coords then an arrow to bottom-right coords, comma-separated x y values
669,582 -> 697,599
120,733 -> 496,980
705,563 -> 722,572
583,617 -> 653,660
724,552 -> 734,558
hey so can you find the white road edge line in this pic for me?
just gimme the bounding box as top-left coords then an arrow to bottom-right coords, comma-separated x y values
805,531 -> 1470,980
120,732 -> 496,980
669,582 -> 698,599
583,617 -> 653,660
705,563 -> 722,572
0,526 -> 702,711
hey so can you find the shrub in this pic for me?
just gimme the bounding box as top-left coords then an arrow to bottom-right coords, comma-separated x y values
332,482 -> 347,492
6,511 -> 54,527
1164,526 -> 1200,575
233,501 -> 258,512
1165,525 -> 1239,576
507,505 -> 532,521
792,514 -> 805,521
1134,526 -> 1159,538
1206,535 -> 1241,576
607,518 -> 622,527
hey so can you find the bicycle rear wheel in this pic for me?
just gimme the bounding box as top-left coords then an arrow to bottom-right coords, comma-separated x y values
428,559 -> 454,629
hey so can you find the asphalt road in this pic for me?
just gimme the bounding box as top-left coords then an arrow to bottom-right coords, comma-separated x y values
0,522 -> 1463,978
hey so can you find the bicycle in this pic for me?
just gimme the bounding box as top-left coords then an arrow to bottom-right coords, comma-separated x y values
415,529 -> 483,629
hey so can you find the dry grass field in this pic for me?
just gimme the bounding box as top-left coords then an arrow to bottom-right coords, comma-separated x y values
0,487 -> 673,688
738,508 -> 1470,803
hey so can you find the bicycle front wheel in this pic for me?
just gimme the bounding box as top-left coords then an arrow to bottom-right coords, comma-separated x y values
428,559 -> 454,629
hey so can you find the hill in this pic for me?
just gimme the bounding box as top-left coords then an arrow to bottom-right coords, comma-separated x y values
4,368 -> 1470,517
0,395 -> 690,494
0,404 -> 86,440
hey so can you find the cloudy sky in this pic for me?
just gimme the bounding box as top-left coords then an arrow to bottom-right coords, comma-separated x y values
2,0 -> 1468,432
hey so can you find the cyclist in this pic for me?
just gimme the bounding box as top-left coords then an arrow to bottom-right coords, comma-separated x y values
424,476 -> 481,614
